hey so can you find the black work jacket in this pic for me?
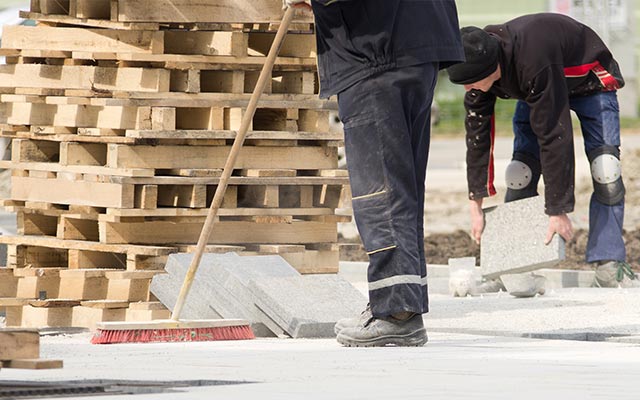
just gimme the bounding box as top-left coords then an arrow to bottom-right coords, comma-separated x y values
465,13 -> 624,215
311,0 -> 464,98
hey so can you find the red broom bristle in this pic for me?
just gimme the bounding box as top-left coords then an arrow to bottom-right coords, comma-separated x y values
91,325 -> 255,344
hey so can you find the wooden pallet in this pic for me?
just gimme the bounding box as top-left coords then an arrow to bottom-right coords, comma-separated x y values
0,328 -> 63,370
0,234 -> 339,274
29,0 -> 314,24
0,102 -> 333,131
3,25 -> 317,59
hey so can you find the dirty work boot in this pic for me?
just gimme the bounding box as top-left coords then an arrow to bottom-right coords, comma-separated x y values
334,304 -> 372,335
593,261 -> 640,288
336,312 -> 427,347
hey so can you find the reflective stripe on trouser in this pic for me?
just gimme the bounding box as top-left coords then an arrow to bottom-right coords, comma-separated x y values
511,92 -> 625,262
337,63 -> 438,317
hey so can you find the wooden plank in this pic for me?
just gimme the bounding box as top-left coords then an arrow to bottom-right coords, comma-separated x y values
29,300 -> 81,307
107,144 -> 337,170
80,300 -> 129,308
1,25 -> 163,54
115,0 -> 312,23
114,176 -> 349,186
2,161 -> 154,178
107,207 -> 335,218
20,11 -> 161,30
99,220 -> 337,245
0,235 -> 175,256
11,176 -> 135,208
125,129 -> 343,141
0,329 -> 40,360
2,103 -> 146,130
1,359 -> 63,369
0,65 -> 170,93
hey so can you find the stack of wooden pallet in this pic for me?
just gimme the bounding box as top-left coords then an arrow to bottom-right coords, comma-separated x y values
0,0 -> 348,329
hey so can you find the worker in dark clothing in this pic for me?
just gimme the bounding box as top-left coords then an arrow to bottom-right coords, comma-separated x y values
447,13 -> 639,288
285,0 -> 464,346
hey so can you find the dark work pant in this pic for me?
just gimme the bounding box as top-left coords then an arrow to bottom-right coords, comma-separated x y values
337,63 -> 438,317
511,91 -> 625,263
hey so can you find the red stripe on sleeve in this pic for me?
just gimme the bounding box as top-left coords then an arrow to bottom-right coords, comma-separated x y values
563,61 -> 600,77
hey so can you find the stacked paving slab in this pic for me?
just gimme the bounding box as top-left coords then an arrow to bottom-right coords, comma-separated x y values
0,0 -> 349,329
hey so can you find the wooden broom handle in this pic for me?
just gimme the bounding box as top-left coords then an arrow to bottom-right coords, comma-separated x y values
172,7 -> 297,320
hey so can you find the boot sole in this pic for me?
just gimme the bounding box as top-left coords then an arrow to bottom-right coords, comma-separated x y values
337,328 -> 428,347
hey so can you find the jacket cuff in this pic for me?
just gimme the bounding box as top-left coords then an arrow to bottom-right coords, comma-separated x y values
544,203 -> 574,216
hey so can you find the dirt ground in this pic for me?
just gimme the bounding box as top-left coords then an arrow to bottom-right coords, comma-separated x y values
340,146 -> 640,271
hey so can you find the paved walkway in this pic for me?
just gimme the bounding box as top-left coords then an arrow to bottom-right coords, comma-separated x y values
1,330 -> 639,400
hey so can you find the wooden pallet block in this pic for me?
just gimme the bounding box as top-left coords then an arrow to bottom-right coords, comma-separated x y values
19,300 -> 80,328
0,329 -> 60,370
125,301 -> 170,322
104,271 -> 157,301
58,269 -> 114,300
72,300 -> 128,329
0,268 -> 18,297
0,328 -> 39,359
14,268 -> 64,299
0,64 -> 170,93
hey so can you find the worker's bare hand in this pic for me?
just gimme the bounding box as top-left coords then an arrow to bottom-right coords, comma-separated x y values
469,199 -> 485,245
545,214 -> 573,245
283,0 -> 312,11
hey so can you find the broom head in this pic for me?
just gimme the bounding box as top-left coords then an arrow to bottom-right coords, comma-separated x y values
91,319 -> 255,344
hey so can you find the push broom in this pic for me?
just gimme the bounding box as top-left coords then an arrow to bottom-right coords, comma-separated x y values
91,6 -> 297,344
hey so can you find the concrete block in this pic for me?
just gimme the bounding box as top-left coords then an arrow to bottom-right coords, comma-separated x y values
249,274 -> 367,338
500,273 -> 546,298
448,257 -> 477,297
151,252 -> 298,337
481,196 -> 565,279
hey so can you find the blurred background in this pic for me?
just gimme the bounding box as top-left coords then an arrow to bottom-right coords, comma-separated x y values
0,0 -> 638,135
436,0 -> 640,135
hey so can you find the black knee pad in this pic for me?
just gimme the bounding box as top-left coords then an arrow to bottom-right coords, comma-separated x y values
588,146 -> 625,205
504,152 -> 541,202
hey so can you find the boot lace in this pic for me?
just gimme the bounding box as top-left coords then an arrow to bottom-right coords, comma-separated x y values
616,261 -> 638,282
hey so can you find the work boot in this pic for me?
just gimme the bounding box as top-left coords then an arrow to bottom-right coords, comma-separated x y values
593,261 -> 640,288
334,304 -> 372,335
336,312 -> 427,347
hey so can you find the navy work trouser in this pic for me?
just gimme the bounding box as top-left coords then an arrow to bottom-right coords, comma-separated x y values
337,63 -> 438,317
511,91 -> 625,263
